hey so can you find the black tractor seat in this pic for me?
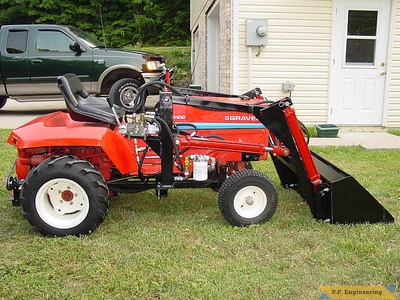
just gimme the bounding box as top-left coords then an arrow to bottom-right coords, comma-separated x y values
57,73 -> 123,125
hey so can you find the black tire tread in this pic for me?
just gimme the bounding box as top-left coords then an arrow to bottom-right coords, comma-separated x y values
109,78 -> 141,109
20,156 -> 109,236
218,169 -> 278,226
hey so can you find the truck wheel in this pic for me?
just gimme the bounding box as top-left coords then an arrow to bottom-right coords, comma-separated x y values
218,169 -> 278,226
0,97 -> 7,109
20,156 -> 109,236
109,78 -> 141,109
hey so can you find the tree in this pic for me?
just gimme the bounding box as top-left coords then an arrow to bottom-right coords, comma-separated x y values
0,0 -> 190,47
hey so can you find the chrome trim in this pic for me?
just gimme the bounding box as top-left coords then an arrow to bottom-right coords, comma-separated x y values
142,72 -> 162,82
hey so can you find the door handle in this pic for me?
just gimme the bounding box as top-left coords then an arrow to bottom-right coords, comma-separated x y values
31,59 -> 43,64
380,71 -> 386,76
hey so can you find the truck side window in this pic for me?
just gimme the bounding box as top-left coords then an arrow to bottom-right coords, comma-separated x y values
36,30 -> 74,52
6,30 -> 28,54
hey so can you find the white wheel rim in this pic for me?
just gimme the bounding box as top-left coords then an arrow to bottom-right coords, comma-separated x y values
233,185 -> 267,219
35,178 -> 90,229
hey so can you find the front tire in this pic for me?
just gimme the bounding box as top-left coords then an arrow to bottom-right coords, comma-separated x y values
218,169 -> 278,226
20,156 -> 109,236
109,78 -> 141,110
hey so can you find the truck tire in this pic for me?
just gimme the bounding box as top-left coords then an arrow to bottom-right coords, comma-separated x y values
109,78 -> 141,110
0,97 -> 7,109
218,169 -> 278,226
20,156 -> 109,236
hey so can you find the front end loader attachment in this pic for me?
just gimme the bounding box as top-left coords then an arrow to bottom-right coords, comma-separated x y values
311,152 -> 394,223
171,95 -> 393,224
253,98 -> 394,224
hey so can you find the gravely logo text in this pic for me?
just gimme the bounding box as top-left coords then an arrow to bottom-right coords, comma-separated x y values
224,115 -> 258,121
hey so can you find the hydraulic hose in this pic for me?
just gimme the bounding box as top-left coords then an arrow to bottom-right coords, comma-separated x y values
133,81 -> 185,113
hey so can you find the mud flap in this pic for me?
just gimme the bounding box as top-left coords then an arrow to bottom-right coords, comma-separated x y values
312,152 -> 394,224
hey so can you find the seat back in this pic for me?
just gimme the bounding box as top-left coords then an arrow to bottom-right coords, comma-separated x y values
57,73 -> 119,125
57,73 -> 87,107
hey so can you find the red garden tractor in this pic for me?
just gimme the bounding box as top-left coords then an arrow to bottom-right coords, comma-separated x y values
5,70 -> 394,236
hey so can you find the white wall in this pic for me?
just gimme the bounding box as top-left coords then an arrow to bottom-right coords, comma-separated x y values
191,0 -> 400,126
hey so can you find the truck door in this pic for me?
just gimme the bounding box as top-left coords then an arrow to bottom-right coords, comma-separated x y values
28,28 -> 93,95
1,28 -> 35,95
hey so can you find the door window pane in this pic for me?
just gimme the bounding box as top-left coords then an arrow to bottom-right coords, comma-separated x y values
346,39 -> 375,63
345,10 -> 377,65
6,30 -> 28,54
36,30 -> 74,52
347,10 -> 377,36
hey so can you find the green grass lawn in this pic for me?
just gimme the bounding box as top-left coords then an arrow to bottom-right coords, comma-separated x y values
0,129 -> 399,299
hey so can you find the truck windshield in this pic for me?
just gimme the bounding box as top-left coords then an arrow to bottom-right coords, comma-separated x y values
68,26 -> 106,48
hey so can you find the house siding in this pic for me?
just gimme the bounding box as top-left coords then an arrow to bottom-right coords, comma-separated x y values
191,0 -> 400,127
236,0 -> 332,123
387,0 -> 400,127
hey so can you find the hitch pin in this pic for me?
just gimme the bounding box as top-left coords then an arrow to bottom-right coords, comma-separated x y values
265,146 -> 290,156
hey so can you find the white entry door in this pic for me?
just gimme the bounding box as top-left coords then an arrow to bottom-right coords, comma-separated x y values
330,0 -> 391,125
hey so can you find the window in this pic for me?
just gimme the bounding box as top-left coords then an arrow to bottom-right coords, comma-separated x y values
6,30 -> 28,54
36,30 -> 74,52
345,10 -> 378,64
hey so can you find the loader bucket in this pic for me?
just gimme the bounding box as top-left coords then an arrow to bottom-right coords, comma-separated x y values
251,98 -> 394,224
312,151 -> 394,224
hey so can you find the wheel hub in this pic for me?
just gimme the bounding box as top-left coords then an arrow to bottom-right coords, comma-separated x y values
245,196 -> 254,205
61,190 -> 74,202
122,89 -> 135,105
39,180 -> 88,217
234,186 -> 268,219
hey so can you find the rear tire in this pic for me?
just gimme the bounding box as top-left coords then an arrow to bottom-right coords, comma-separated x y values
20,156 -> 109,236
109,78 -> 141,110
218,169 -> 278,226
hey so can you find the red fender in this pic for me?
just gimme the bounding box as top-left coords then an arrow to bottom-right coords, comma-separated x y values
8,112 -> 138,175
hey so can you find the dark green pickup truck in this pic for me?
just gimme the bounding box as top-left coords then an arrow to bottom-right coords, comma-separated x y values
0,24 -> 165,109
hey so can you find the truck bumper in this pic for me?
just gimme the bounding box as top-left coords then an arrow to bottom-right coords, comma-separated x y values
142,72 -> 162,82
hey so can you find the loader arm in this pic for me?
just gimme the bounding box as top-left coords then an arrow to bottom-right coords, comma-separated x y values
173,96 -> 394,224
